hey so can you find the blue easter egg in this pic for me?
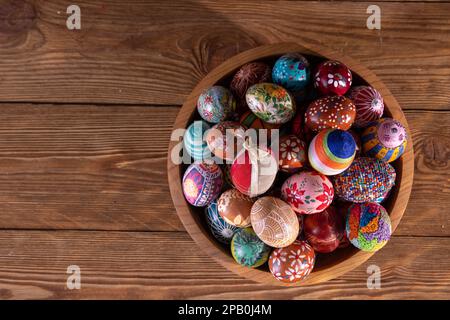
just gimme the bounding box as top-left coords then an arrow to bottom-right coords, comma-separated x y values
184,121 -> 211,161
205,200 -> 238,244
197,86 -> 236,123
272,53 -> 310,92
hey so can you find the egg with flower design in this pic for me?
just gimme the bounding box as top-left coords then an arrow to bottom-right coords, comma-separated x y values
305,96 -> 356,132
314,60 -> 352,96
272,53 -> 310,92
231,228 -> 271,268
197,86 -> 236,123
279,134 -> 307,173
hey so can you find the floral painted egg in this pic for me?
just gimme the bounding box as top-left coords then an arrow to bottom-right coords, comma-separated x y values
362,118 -> 407,163
240,110 -> 281,141
205,200 -> 238,244
272,53 -> 310,92
246,83 -> 296,124
314,60 -> 352,96
348,86 -> 384,128
231,228 -> 271,268
308,129 -> 356,175
230,62 -> 272,103
182,161 -> 223,207
250,197 -> 299,248
217,188 -> 254,227
281,171 -> 334,214
268,240 -> 315,283
184,120 -> 211,161
305,96 -> 356,131
304,206 -> 345,253
197,86 -> 236,123
346,203 -> 392,252
206,121 -> 246,162
333,157 -> 396,203
279,134 -> 307,173
231,142 -> 278,197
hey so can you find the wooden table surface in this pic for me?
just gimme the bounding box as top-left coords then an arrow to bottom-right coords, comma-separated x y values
0,0 -> 449,299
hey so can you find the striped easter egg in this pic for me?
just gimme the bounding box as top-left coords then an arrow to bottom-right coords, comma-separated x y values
362,118 -> 407,163
308,129 -> 356,175
205,200 -> 238,244
348,86 -> 384,128
184,121 -> 211,161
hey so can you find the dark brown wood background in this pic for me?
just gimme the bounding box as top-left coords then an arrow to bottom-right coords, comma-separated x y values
0,0 -> 448,299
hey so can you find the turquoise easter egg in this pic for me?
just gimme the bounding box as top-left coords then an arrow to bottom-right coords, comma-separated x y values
197,86 -> 236,123
205,200 -> 238,244
184,121 -> 211,161
231,228 -> 270,268
272,53 -> 310,92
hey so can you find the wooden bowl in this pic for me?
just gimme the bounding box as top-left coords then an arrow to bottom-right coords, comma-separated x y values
167,42 -> 414,286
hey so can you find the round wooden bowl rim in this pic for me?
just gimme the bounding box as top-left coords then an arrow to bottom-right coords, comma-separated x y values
167,42 -> 414,286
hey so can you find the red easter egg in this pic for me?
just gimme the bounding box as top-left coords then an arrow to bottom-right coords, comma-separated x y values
314,60 -> 352,96
268,240 -> 315,283
303,207 -> 345,253
305,96 -> 356,132
279,135 -> 307,173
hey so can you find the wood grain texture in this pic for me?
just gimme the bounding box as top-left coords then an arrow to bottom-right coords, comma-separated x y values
0,0 -> 448,110
0,105 -> 447,236
0,230 -> 448,299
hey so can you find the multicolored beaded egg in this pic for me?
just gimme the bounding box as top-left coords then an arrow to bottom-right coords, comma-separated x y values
272,53 -> 310,92
348,86 -> 384,128
314,60 -> 352,96
333,157 -> 396,203
217,188 -> 254,227
230,62 -> 272,103
182,161 -> 223,207
184,120 -> 211,161
250,197 -> 299,248
197,86 -> 236,123
346,202 -> 392,252
305,96 -> 356,131
281,171 -> 334,214
279,134 -> 307,173
362,118 -> 407,163
205,200 -> 239,244
308,129 -> 356,175
231,228 -> 271,268
268,240 -> 315,283
205,121 -> 246,162
246,83 -> 296,124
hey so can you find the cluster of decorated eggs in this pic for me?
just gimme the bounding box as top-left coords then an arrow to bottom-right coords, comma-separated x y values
181,53 -> 407,283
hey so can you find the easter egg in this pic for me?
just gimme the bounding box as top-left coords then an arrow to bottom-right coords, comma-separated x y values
268,240 -> 315,283
184,121 -> 211,161
230,62 -> 272,103
205,200 -> 238,244
308,129 -> 356,175
333,157 -> 396,203
272,53 -> 310,92
362,118 -> 407,163
246,83 -> 296,124
217,188 -> 254,227
250,197 -> 299,248
314,60 -> 352,96
304,206 -> 344,253
346,203 -> 392,252
231,142 -> 278,197
197,86 -> 236,123
182,161 -> 223,207
205,121 -> 246,161
305,96 -> 356,131
281,171 -> 334,214
231,228 -> 271,268
240,110 -> 281,141
279,134 -> 307,173
348,86 -> 384,128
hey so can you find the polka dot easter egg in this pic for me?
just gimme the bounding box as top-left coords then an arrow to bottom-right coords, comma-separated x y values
279,134 -> 307,173
230,62 -> 272,103
184,120 -> 211,161
269,240 -> 315,283
305,96 -> 356,132
272,53 -> 310,92
217,188 -> 254,228
346,203 -> 392,252
205,121 -> 246,162
231,228 -> 271,268
314,60 -> 352,96
281,171 -> 334,214
333,157 -> 396,203
348,86 -> 384,128
197,86 -> 236,123
246,83 -> 296,124
182,161 -> 223,207
362,118 -> 407,163
205,200 -> 238,244
308,129 -> 356,175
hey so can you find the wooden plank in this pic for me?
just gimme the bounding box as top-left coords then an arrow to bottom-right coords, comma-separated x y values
0,104 -> 447,235
0,230 -> 448,299
0,0 -> 449,109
